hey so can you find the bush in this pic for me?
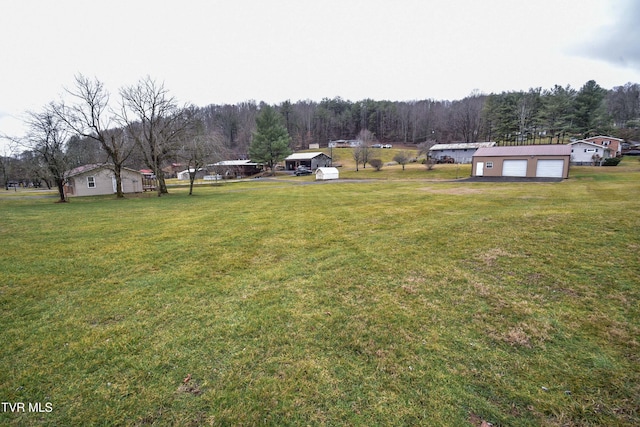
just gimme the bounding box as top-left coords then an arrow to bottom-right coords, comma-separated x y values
369,158 -> 383,171
602,157 -> 621,166
423,158 -> 436,170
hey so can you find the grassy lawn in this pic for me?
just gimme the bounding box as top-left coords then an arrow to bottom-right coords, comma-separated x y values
1,159 -> 639,426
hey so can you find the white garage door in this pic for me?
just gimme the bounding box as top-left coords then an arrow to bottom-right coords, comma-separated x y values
536,159 -> 564,178
502,159 -> 528,177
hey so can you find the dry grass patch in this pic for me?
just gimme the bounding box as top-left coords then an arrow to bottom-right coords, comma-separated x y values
488,319 -> 555,349
476,247 -> 515,267
418,185 -> 493,195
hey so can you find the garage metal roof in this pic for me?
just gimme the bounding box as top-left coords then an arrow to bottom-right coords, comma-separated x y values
212,160 -> 259,166
474,145 -> 571,157
285,152 -> 330,160
430,142 -> 496,151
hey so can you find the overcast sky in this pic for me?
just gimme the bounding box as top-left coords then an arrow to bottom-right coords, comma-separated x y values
1,0 -> 639,147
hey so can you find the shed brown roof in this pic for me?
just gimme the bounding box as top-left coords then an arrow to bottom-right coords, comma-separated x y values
65,163 -> 104,177
65,163 -> 142,178
473,145 -> 571,157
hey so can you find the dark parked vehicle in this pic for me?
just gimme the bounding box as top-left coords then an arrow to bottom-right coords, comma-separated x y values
294,166 -> 312,176
436,156 -> 455,164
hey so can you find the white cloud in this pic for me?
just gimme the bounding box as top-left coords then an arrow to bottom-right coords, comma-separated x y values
569,0 -> 640,70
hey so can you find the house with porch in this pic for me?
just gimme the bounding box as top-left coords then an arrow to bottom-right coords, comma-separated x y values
583,135 -> 623,157
207,160 -> 263,178
568,140 -> 611,165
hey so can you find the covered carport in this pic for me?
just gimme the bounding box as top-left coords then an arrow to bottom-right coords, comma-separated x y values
284,152 -> 332,171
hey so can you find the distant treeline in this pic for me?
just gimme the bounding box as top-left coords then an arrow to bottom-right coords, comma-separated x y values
193,80 -> 638,155
4,79 -> 639,185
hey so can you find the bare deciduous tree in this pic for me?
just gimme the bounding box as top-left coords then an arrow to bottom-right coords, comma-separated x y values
450,91 -> 486,143
24,106 -> 71,202
351,145 -> 372,170
177,108 -> 227,195
369,158 -> 383,171
54,74 -> 135,198
293,99 -> 314,149
17,150 -> 50,188
0,138 -> 19,189
120,76 -> 186,196
607,83 -> 640,129
393,151 -> 411,170
352,146 -> 363,172
417,141 -> 436,160
355,129 -> 375,168
357,128 -> 375,146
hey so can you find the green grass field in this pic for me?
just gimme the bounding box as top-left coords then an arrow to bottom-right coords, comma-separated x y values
1,159 -> 639,426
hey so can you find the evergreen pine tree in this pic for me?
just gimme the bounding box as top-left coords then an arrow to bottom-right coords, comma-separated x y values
249,105 -> 291,175
574,80 -> 607,138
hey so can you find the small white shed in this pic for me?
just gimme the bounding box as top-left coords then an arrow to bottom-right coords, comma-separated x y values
177,168 -> 209,180
315,167 -> 339,180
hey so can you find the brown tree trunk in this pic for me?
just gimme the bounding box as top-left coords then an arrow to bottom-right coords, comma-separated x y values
113,163 -> 124,198
56,179 -> 67,203
156,173 -> 168,196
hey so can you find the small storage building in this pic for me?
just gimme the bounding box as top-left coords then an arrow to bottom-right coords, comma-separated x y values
176,168 -> 207,180
64,164 -> 144,197
471,145 -> 571,179
315,167 -> 339,180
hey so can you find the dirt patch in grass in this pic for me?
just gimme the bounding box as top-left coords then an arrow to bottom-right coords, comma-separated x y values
469,412 -> 493,426
177,382 -> 202,395
176,374 -> 202,395
477,248 -> 513,267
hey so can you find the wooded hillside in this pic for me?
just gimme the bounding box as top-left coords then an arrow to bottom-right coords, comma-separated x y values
2,79 -> 639,189
195,80 -> 639,154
